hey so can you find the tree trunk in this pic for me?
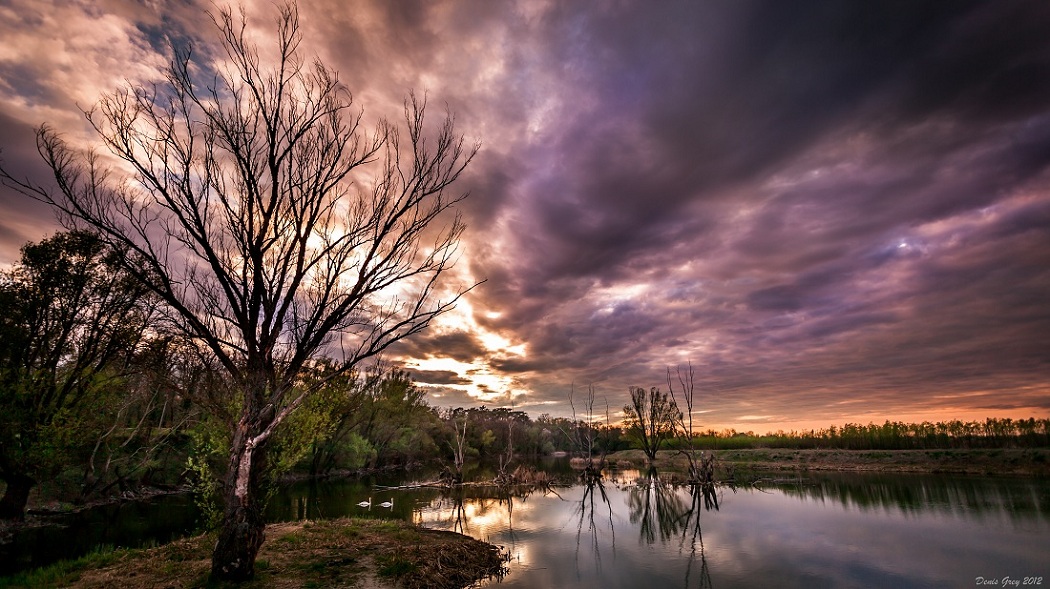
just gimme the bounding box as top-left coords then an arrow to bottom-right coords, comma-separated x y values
0,473 -> 36,521
210,432 -> 270,582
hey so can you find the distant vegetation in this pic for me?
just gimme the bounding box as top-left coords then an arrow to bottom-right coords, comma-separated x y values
675,418 -> 1050,451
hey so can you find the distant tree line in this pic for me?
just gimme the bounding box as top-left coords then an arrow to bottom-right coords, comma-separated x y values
680,418 -> 1050,451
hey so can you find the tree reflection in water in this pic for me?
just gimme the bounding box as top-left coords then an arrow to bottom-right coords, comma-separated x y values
445,486 -> 468,534
680,482 -> 718,589
498,487 -> 519,555
572,473 -> 616,575
629,467 -> 718,588
629,467 -> 691,543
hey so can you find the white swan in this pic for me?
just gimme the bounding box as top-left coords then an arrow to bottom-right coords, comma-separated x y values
379,498 -> 394,508
357,497 -> 371,508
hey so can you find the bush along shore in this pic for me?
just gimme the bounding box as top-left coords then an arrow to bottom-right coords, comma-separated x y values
0,518 -> 507,589
607,447 -> 1050,477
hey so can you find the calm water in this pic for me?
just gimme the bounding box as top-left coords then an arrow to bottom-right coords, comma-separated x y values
4,463 -> 1050,587
408,470 -> 1050,589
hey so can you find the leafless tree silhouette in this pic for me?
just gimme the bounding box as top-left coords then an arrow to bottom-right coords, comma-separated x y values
1,3 -> 476,581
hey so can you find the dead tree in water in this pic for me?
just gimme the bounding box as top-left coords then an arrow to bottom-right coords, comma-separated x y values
444,416 -> 468,486
667,363 -> 717,485
496,396 -> 516,483
564,384 -> 607,483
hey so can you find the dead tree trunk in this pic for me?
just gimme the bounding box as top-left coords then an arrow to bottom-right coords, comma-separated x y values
210,416 -> 272,581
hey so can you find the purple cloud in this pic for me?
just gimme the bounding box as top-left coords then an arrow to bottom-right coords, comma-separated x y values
1,0 -> 1048,430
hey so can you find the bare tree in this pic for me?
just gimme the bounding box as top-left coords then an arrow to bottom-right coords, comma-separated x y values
448,414 -> 468,485
667,362 -> 715,484
497,395 -> 516,481
569,384 -> 598,462
623,386 -> 681,463
1,3 -> 477,581
561,383 -> 610,483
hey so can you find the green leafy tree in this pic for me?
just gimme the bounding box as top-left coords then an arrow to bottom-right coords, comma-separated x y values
356,369 -> 438,467
77,336 -> 199,503
0,231 -> 150,519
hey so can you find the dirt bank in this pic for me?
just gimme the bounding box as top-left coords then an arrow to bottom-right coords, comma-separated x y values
0,518 -> 506,589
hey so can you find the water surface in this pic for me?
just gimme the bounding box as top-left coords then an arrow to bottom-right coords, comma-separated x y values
3,465 -> 1049,587
397,471 -> 1048,588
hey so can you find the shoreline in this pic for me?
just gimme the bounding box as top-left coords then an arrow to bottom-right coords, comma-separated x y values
606,447 -> 1050,477
6,447 -> 1046,524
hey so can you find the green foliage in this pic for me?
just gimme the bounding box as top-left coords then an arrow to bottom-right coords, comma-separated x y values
302,367 -> 446,474
329,432 -> 376,470
0,543 -> 121,588
687,418 -> 1050,450
186,417 -> 229,529
622,386 -> 681,461
0,231 -> 152,517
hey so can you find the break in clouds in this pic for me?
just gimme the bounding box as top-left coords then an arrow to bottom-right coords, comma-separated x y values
1,0 -> 1048,430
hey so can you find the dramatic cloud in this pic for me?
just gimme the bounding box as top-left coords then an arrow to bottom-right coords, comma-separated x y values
2,0 -> 1048,430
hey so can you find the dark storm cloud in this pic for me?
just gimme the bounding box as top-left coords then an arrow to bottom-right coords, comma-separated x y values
469,3 -> 1050,375
407,370 -> 472,387
1,0 -> 1047,427
0,111 -> 65,263
391,330 -> 488,363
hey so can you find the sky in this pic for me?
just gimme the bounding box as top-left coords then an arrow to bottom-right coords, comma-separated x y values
1,0 -> 1049,432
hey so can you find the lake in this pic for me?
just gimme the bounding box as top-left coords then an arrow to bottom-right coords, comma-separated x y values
4,461 -> 1049,587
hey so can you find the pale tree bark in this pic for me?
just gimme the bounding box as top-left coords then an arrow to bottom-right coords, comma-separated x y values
1,2 -> 476,581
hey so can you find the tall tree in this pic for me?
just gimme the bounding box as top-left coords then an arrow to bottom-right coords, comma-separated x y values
0,3 -> 476,581
623,386 -> 681,463
0,231 -> 150,519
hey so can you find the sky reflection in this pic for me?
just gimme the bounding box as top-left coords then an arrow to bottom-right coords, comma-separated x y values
411,471 -> 1050,588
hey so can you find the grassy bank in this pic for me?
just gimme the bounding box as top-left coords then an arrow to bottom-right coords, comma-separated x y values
607,448 -> 1050,477
0,518 -> 505,589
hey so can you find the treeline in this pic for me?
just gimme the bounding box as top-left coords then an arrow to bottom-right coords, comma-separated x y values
444,414 -> 1050,461
673,418 -> 1050,451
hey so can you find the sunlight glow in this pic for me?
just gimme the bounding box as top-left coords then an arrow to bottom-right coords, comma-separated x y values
402,295 -> 529,403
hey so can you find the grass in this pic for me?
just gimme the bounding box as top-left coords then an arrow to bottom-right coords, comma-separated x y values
0,546 -> 125,589
606,448 -> 1050,476
0,518 -> 506,589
